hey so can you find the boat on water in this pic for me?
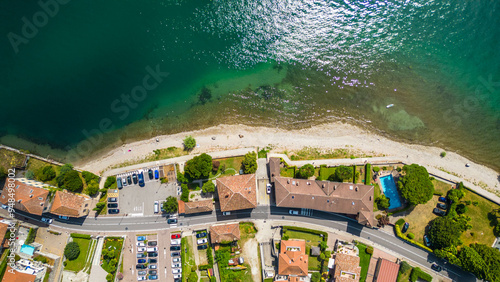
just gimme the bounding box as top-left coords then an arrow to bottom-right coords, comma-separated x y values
386,104 -> 394,108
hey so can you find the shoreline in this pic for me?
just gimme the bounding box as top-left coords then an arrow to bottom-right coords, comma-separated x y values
76,122 -> 499,192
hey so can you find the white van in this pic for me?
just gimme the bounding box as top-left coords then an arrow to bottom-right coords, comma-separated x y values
154,201 -> 159,213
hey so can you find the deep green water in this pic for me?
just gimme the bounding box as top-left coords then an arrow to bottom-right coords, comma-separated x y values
0,1 -> 499,171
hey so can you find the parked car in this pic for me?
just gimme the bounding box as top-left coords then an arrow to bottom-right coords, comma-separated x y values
172,257 -> 181,263
197,244 -> 208,250
402,222 -> 410,233
197,238 -> 207,245
137,247 -> 146,252
1,204 -> 8,210
137,276 -> 146,281
137,236 -> 146,241
438,196 -> 447,203
132,173 -> 138,184
195,232 -> 207,238
167,218 -> 177,224
148,252 -> 158,257
148,169 -> 154,180
289,210 -> 299,215
171,252 -> 180,257
437,203 -> 447,210
147,247 -> 158,252
431,263 -> 442,272
137,259 -> 146,264
58,215 -> 69,220
137,253 -> 146,258
108,203 -> 118,208
137,242 -> 146,247
108,209 -> 120,214
172,268 -> 181,274
148,264 -> 157,269
108,197 -> 117,202
148,275 -> 158,280
136,264 -> 146,269
266,183 -> 272,194
222,211 -> 231,216
137,271 -> 147,275
174,279 -> 181,282
171,234 -> 181,239
172,263 -> 182,268
148,259 -> 157,264
170,246 -> 181,251
138,172 -> 145,187
148,241 -> 157,246
171,239 -> 181,245
41,217 -> 53,224
148,270 -> 157,275
127,176 -> 132,185
433,208 -> 446,216
173,274 -> 182,279
423,235 -> 431,247
154,170 -> 159,179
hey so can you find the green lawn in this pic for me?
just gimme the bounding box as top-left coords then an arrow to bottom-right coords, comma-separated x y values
181,237 -> 196,281
280,167 -> 295,178
210,156 -> 245,178
356,244 -> 372,282
373,184 -> 381,211
65,238 -> 91,272
239,222 -> 257,240
356,166 -> 366,184
285,147 -> 374,161
397,266 -> 411,282
318,166 -> 336,181
282,230 -> 323,270
0,148 -> 25,170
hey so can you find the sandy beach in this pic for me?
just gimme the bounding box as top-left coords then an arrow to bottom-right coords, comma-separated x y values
78,122 -> 499,192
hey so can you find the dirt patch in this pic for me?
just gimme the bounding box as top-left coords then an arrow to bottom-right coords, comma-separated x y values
241,238 -> 260,282
62,270 -> 89,282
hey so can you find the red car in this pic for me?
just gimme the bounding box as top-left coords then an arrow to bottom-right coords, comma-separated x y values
171,233 -> 181,239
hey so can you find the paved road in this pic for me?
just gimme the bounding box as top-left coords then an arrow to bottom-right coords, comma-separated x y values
9,206 -> 476,282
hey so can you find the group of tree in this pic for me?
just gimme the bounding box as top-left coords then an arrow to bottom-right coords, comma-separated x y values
202,181 -> 215,193
104,176 -> 116,188
36,166 -> 56,182
397,164 -> 434,206
55,164 -> 84,192
334,165 -> 354,182
376,195 -> 390,210
162,196 -> 178,213
297,164 -> 314,179
241,152 -> 257,174
64,242 -> 80,260
180,184 -> 190,202
184,153 -> 212,180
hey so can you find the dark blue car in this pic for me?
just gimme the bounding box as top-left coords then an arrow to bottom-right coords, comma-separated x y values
137,259 -> 146,264
138,172 -> 145,187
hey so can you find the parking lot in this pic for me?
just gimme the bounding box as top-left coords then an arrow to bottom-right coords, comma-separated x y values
114,167 -> 180,216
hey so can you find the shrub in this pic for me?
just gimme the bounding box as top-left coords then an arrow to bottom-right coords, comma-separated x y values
373,167 -> 380,172
395,219 -> 406,226
440,151 -> 447,158
242,152 -> 258,174
365,164 -> 372,184
64,242 -> 80,260
212,160 -> 220,172
183,135 -> 196,151
86,180 -> 99,196
202,181 -> 215,193
37,166 -> 56,182
104,176 -> 116,188
335,165 -> 353,182
70,233 -> 91,239
25,228 -> 36,244
394,224 -> 433,252
311,272 -> 321,282
25,170 -> 35,180
366,246 -> 374,254
63,170 -> 83,192
472,201 -> 479,206
282,234 -> 289,240
180,184 -> 189,202
160,177 -> 168,183
410,267 -> 432,282
456,203 -> 468,214
376,195 -> 390,210
400,261 -> 412,273
433,191 -> 443,196
297,164 -> 315,179
82,171 -> 99,185
106,273 -> 113,282
407,233 -> 415,240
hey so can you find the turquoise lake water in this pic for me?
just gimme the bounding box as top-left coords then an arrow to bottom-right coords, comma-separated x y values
0,1 -> 499,170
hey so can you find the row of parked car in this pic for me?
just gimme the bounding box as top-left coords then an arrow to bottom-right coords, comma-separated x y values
170,233 -> 182,281
117,168 -> 160,189
107,196 -> 119,214
196,231 -> 208,250
136,236 -> 159,280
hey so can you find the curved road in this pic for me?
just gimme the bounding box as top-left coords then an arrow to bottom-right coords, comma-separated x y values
12,206 -> 475,282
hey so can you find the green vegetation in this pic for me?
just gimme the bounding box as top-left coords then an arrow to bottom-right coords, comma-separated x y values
181,184 -> 189,202
82,171 -> 99,184
282,226 -> 327,270
397,164 -> 434,206
409,267 -> 432,282
365,164 -> 372,184
185,153 -> 213,180
241,152 -> 257,174
394,223 -> 433,252
257,147 -> 271,158
280,166 -> 296,178
202,181 -> 215,193
101,237 -> 123,281
297,164 -> 315,179
215,249 -> 253,282
397,261 -> 412,282
183,135 -> 196,151
440,151 -> 447,158
0,250 -> 11,281
64,242 -> 81,260
181,237 -> 197,282
333,165 -> 353,182
356,243 -> 372,282
311,272 -> 321,282
163,196 -> 178,213
317,165 -> 336,181
71,233 -> 91,239
86,179 -> 99,196
0,148 -> 25,170
25,228 -> 36,244
37,166 -> 56,182
65,238 -> 91,272
376,194 -> 390,210
104,176 -> 116,189
285,147 -> 374,161
210,156 -> 245,178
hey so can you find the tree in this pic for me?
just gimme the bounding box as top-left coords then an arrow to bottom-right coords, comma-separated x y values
297,164 -> 315,179
56,164 -> 74,187
93,202 -> 105,212
456,204 -> 468,214
448,183 -> 466,202
81,171 -> 99,185
180,184 -> 189,202
428,216 -> 462,249
106,273 -> 114,282
335,165 -> 353,182
63,170 -> 83,192
376,195 -> 390,210
64,242 -> 80,260
0,167 -> 6,180
319,241 -> 328,251
37,166 -> 56,182
184,153 -> 212,180
397,164 -> 434,205
202,181 -> 215,193
86,180 -> 99,196
311,272 -> 321,282
242,152 -> 257,174
188,271 -> 199,282
459,246 -> 487,280
104,176 -> 116,188
163,196 -> 178,213
25,170 -> 35,180
471,244 -> 500,282
183,135 -> 196,151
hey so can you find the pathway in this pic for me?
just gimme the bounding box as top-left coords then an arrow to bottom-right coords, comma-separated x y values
89,237 -> 108,282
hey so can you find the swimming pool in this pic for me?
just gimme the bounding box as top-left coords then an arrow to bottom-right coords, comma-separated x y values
20,244 -> 35,256
379,174 -> 402,210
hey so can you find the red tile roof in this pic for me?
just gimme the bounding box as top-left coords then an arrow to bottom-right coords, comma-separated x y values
333,253 -> 361,282
217,174 -> 257,212
210,223 -> 240,244
0,181 -> 49,215
50,190 -> 91,217
375,258 -> 399,282
2,266 -> 36,282
269,157 -> 281,183
274,177 -> 375,227
183,200 -> 214,214
278,240 -> 309,277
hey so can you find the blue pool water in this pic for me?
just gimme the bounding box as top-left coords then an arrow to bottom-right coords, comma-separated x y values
20,244 -> 35,256
380,175 -> 402,210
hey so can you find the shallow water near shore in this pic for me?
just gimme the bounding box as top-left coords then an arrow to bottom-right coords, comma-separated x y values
0,1 -> 499,171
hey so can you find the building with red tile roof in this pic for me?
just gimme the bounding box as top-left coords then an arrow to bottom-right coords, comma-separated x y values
178,199 -> 214,215
49,190 -> 91,217
374,258 -> 399,282
209,223 -> 240,244
216,174 -> 257,212
0,181 -> 50,216
1,266 -> 36,282
278,240 -> 309,279
332,253 -> 361,282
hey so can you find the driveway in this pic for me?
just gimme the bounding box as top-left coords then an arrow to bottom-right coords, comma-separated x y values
118,180 -> 178,216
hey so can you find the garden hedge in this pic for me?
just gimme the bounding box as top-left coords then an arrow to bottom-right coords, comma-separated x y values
410,267 -> 432,282
395,218 -> 406,226
365,164 -> 372,184
70,233 -> 91,239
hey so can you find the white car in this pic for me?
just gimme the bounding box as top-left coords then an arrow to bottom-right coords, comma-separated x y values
222,211 -> 231,216
148,264 -> 157,269
173,274 -> 182,279
137,247 -> 146,252
289,210 -> 299,215
172,257 -> 181,263
172,268 -> 181,274
41,217 -> 53,224
266,183 -> 272,194
136,242 -> 145,247
137,276 -> 146,281
197,238 -> 207,245
172,263 -> 182,268
171,239 -> 181,245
